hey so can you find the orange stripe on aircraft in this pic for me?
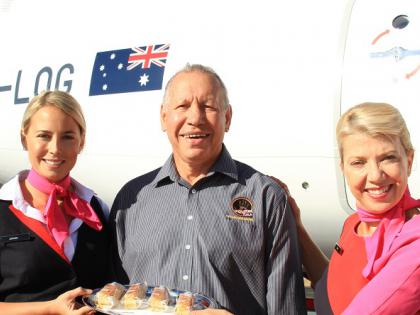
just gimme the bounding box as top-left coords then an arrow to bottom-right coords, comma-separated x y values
371,29 -> 390,45
406,64 -> 420,79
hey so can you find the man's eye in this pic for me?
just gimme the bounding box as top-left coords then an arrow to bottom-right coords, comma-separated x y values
384,155 -> 398,162
204,105 -> 217,111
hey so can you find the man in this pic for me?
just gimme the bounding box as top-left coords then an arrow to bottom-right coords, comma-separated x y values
110,64 -> 306,314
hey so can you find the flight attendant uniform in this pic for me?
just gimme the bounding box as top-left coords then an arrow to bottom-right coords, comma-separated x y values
0,171 -> 110,301
315,213 -> 420,315
315,214 -> 368,314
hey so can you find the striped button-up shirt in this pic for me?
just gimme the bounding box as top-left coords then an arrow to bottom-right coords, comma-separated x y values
110,146 -> 306,314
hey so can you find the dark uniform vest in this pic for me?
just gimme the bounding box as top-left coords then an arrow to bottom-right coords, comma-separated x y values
0,198 -> 111,302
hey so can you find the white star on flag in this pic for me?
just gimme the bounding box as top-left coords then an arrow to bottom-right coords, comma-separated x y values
139,73 -> 149,86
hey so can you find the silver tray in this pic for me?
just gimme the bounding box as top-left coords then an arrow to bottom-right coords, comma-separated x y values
82,284 -> 214,314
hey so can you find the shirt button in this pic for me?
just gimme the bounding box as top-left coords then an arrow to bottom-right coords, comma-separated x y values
191,189 -> 197,194
185,244 -> 191,250
182,275 -> 189,280
187,215 -> 193,220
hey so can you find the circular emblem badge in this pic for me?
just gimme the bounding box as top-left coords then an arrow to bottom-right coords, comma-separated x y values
231,197 -> 253,218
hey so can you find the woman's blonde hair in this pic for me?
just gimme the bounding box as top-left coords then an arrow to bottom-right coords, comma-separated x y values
336,102 -> 413,161
21,90 -> 86,139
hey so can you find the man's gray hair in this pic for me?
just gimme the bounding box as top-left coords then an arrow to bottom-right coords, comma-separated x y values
162,63 -> 230,109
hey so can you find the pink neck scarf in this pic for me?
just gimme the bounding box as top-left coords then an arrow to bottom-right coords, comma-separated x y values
27,169 -> 103,250
357,188 -> 420,279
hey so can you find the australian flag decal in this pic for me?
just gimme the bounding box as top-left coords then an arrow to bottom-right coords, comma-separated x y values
89,44 -> 170,96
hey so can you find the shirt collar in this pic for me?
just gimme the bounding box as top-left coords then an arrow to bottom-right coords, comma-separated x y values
152,145 -> 238,187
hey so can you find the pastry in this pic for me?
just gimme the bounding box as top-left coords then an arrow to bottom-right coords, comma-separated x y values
175,292 -> 194,314
95,282 -> 125,309
148,286 -> 170,311
121,283 -> 147,309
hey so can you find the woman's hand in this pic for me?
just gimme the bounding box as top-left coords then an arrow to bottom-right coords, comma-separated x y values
269,175 -> 329,286
191,309 -> 234,315
0,287 -> 94,315
47,287 -> 94,315
270,176 -> 303,228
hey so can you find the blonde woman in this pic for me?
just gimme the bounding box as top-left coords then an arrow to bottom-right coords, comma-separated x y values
279,102 -> 420,314
0,91 -> 110,314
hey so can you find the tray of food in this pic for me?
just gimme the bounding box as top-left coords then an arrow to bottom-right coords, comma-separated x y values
82,282 -> 214,314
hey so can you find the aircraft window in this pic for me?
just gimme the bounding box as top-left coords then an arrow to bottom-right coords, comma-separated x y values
392,15 -> 409,29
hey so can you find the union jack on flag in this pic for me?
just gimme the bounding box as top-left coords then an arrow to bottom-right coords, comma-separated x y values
89,44 -> 170,96
127,44 -> 170,70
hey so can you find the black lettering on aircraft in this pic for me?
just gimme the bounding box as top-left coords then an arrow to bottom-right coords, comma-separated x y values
1,64 -> 75,105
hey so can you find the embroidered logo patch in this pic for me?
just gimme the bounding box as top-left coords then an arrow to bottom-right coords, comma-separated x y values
226,197 -> 254,221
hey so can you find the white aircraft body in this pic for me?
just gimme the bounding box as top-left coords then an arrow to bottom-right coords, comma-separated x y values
0,0 -> 420,277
